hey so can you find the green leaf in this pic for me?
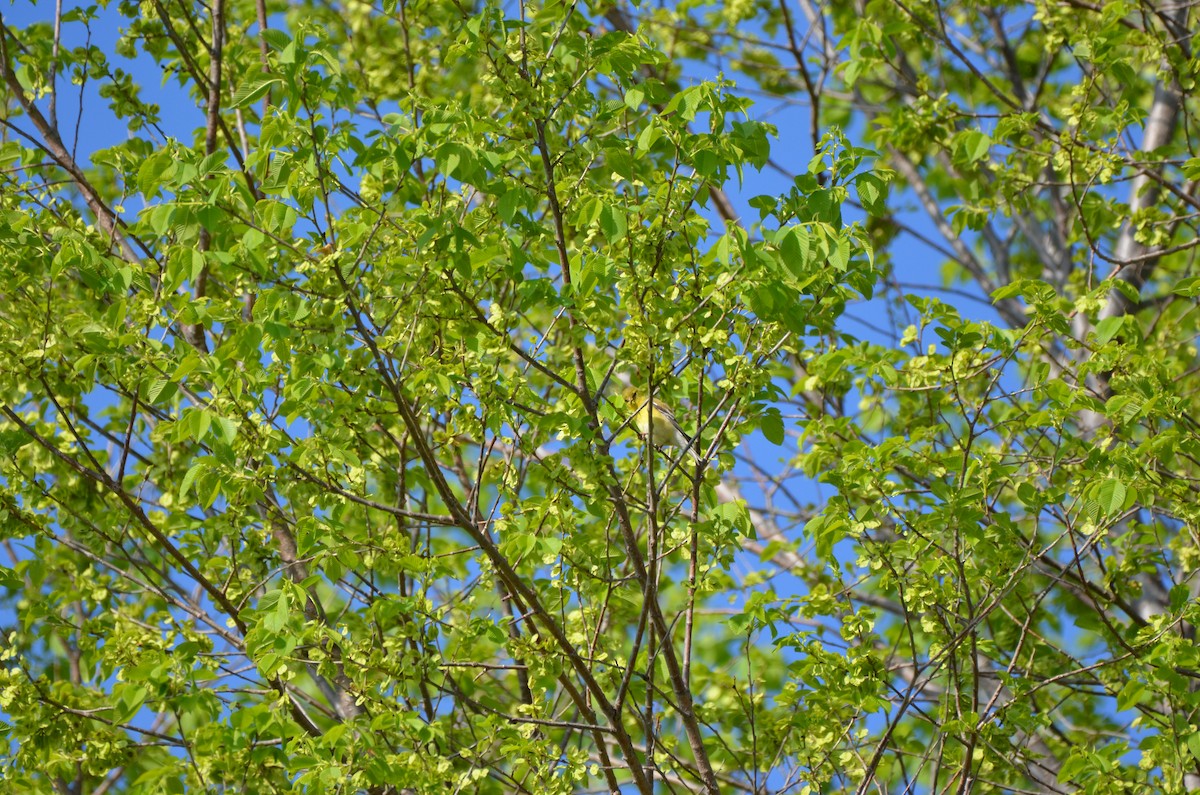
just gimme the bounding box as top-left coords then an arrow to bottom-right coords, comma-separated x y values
958,131 -> 991,163
1172,276 -> 1200,297
1091,316 -> 1123,346
192,410 -> 213,443
1094,478 -> 1129,516
179,460 -> 205,500
261,29 -> 292,51
637,123 -> 662,152
212,415 -> 240,445
146,378 -> 172,403
827,235 -> 851,271
711,500 -> 755,539
1115,679 -> 1144,712
854,172 -> 886,215
779,225 -> 811,276
760,407 -> 785,445
599,206 -> 627,244
264,588 -> 290,632
1057,749 -> 1090,783
805,514 -> 847,562
1187,733 -> 1200,763
0,430 -> 32,455
115,682 -> 149,724
231,74 -> 283,109
137,150 -> 176,197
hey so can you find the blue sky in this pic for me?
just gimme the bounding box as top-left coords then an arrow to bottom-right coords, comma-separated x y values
0,0 -> 1001,672
1,0 -> 1063,787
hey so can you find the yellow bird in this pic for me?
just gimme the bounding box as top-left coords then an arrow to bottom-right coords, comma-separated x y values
622,386 -> 702,463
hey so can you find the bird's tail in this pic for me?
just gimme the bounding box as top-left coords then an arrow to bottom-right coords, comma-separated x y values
674,422 -> 703,464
